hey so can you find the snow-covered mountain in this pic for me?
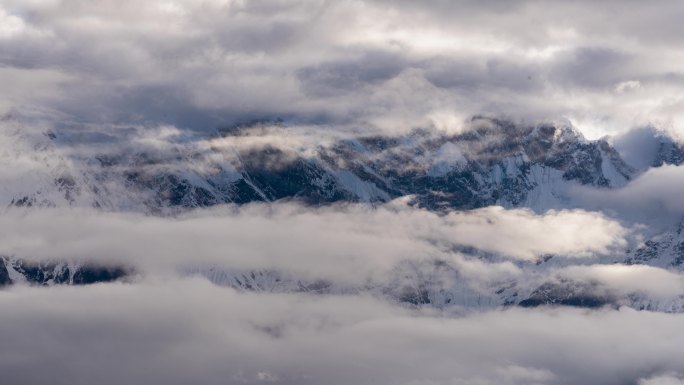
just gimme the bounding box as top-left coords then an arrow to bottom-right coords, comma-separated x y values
2,116 -> 638,212
3,115 -> 684,311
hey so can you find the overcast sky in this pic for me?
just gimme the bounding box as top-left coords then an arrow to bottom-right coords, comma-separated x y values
1,0 -> 683,138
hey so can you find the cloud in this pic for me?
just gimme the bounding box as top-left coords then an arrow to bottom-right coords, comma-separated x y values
640,374 -> 684,385
615,80 -> 642,94
0,0 -> 683,137
558,264 -> 684,299
573,164 -> 684,222
440,206 -> 627,260
610,126 -> 666,171
1,279 -> 684,384
0,203 -> 627,286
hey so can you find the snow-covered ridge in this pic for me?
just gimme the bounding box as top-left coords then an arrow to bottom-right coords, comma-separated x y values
0,116 -> 644,213
4,115 -> 684,312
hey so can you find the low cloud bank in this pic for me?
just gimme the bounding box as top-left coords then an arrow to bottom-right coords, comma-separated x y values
0,203 -> 627,284
0,278 -> 683,385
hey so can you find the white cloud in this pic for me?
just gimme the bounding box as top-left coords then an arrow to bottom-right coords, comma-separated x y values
441,207 -> 627,260
615,80 -> 642,93
640,374 -> 684,385
558,264 -> 684,299
0,7 -> 25,38
0,203 -> 627,286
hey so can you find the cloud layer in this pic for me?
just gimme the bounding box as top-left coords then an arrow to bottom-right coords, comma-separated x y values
1,279 -> 684,385
1,0 -> 683,137
0,203 -> 628,283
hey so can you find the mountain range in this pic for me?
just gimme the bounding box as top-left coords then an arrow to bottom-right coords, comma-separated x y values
3,115 -> 684,312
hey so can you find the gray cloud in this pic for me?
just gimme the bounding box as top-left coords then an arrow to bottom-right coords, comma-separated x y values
572,164 -> 684,224
1,279 -> 684,385
296,51 -> 407,97
0,0 -> 683,136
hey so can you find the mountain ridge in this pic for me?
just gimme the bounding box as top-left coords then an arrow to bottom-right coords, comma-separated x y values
4,115 -> 684,312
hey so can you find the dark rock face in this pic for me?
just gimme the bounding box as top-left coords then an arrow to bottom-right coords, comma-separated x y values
236,147 -> 356,204
0,260 -> 10,286
72,265 -> 129,285
653,138 -> 684,167
626,240 -> 661,265
0,258 -> 129,286
12,260 -> 71,285
518,281 -> 611,309
672,242 -> 684,267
